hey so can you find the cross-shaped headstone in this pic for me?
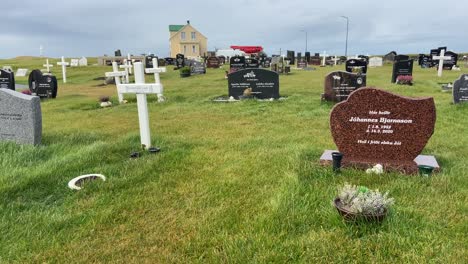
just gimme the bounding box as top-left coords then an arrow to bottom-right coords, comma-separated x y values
333,55 -> 339,66
119,60 -> 131,83
105,61 -> 127,103
57,56 -> 69,83
43,59 -> 53,72
117,62 -> 163,149
320,51 -> 328,66
145,58 -> 167,102
433,49 -> 452,77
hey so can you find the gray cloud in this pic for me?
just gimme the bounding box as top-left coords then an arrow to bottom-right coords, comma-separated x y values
1,0 -> 467,58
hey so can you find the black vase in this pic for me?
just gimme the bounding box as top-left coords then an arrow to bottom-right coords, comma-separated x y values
332,152 -> 344,172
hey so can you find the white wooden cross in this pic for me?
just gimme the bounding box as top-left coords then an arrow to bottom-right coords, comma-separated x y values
57,56 -> 69,83
433,49 -> 452,77
320,51 -> 328,66
119,59 -> 131,83
105,61 -> 127,103
43,59 -> 53,72
117,62 -> 163,149
145,58 -> 167,102
127,54 -> 133,74
333,55 -> 339,66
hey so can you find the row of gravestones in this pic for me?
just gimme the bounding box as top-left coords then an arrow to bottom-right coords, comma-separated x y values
0,68 -> 58,98
418,47 -> 458,69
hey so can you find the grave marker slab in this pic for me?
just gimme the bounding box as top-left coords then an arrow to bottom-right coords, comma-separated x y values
369,57 -> 383,67
15,69 -> 28,77
323,71 -> 366,102
0,88 -> 42,145
28,70 -> 58,98
79,57 -> 88,66
391,59 -> 413,83
345,59 -> 367,74
228,68 -> 279,99
0,69 -> 15,90
175,54 -> 185,68
206,56 -> 221,68
325,88 -> 437,174
229,56 -> 246,73
70,59 -> 79,67
453,74 -> 468,104
190,61 -> 206,75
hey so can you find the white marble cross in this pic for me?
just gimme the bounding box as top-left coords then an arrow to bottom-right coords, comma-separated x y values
320,51 -> 328,66
333,55 -> 339,66
117,62 -> 163,149
105,61 -> 128,103
145,58 -> 166,102
43,59 -> 53,72
433,49 -> 451,77
57,56 -> 69,83
119,60 -> 131,83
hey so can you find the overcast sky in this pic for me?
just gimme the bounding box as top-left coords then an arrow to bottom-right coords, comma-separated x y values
2,0 -> 467,58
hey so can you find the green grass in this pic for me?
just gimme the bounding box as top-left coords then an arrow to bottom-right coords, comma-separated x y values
0,57 -> 467,263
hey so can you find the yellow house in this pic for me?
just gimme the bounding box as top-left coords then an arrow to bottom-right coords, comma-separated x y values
169,21 -> 207,58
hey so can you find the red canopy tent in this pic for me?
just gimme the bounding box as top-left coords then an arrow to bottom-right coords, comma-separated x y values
230,46 -> 263,54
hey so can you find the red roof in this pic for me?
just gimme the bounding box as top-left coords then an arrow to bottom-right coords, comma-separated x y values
230,46 -> 263,54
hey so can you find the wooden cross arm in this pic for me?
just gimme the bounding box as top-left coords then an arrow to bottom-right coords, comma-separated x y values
117,83 -> 163,94
145,67 -> 167,74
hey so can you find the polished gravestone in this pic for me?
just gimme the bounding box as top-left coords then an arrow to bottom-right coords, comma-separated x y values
229,56 -> 246,73
175,54 -> 185,69
345,59 -> 367,74
228,68 -> 279,99
453,74 -> 468,104
321,88 -> 438,174
245,58 -> 260,68
0,69 -> 15,90
206,56 -> 220,68
165,57 -> 175,65
322,71 -> 366,102
391,59 -> 413,83
190,61 -> 206,75
0,88 -> 42,145
28,70 -> 58,98
145,55 -> 158,68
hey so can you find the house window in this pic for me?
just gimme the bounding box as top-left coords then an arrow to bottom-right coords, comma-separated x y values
183,45 -> 186,54
181,32 -> 186,40
192,45 -> 196,54
191,32 -> 196,40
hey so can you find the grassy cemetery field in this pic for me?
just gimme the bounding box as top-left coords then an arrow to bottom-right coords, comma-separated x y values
0,56 -> 467,262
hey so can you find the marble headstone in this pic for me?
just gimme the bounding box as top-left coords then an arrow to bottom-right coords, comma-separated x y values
16,69 -> 28,77
0,88 -> 42,145
453,74 -> 468,104
368,57 -> 383,67
78,57 -> 88,66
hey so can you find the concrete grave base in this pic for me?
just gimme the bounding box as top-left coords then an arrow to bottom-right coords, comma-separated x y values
319,150 -> 440,175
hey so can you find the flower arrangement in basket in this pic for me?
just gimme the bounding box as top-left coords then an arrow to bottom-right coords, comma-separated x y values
333,183 -> 394,222
396,75 -> 413,85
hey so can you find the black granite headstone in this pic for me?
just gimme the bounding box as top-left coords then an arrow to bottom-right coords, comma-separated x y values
287,50 -> 295,65
176,54 -> 185,68
145,55 -> 157,68
165,57 -> 175,65
245,58 -> 260,68
305,52 -> 311,63
229,56 -> 246,73
190,61 -> 206,75
228,68 -> 279,99
0,69 -> 15,91
358,55 -> 369,64
345,59 -> 367,74
453,74 -> 468,104
115,49 -> 122,57
28,70 -> 58,98
394,55 -> 410,62
391,60 -> 413,83
207,56 -> 221,68
443,51 -> 458,69
323,71 -> 366,102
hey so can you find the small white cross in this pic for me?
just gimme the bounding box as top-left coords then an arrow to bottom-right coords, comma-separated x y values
433,49 -> 452,77
145,58 -> 166,102
117,62 -> 163,149
333,55 -> 339,66
43,59 -> 53,72
105,61 -> 127,103
320,51 -> 328,66
127,54 -> 133,74
56,56 -> 69,83
119,59 -> 132,83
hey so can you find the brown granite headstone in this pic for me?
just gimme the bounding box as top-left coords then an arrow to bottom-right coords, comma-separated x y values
206,56 -> 220,68
322,71 -> 366,102
328,88 -> 436,173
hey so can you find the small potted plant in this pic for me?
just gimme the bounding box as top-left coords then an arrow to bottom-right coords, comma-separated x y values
99,96 -> 112,108
179,66 -> 191,78
333,183 -> 394,222
396,75 -> 413,86
21,90 -> 32,95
